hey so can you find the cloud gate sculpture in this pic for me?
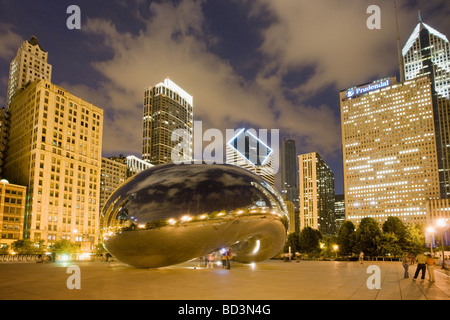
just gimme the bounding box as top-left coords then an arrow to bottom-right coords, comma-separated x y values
101,163 -> 289,268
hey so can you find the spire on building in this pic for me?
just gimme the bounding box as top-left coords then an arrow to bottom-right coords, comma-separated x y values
394,1 -> 405,82
28,35 -> 45,51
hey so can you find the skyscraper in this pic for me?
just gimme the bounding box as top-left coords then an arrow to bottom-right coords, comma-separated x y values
6,36 -> 52,108
142,78 -> 193,165
340,76 -> 441,225
5,79 -> 103,250
402,18 -> 450,198
298,152 -> 335,235
281,138 -> 299,232
226,128 -> 275,186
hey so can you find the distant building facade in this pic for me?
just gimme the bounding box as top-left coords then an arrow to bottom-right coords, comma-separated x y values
281,138 -> 299,233
340,76 -> 441,225
142,78 -> 193,165
0,180 -> 26,247
298,152 -> 335,235
403,20 -> 450,198
100,157 -> 127,213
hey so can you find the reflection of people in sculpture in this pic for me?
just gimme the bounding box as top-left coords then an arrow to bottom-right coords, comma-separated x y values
226,248 -> 232,269
222,252 -> 227,268
207,253 -> 214,268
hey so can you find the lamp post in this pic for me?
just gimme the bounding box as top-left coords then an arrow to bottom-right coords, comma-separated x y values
426,226 -> 434,257
437,219 -> 447,270
333,245 -> 339,259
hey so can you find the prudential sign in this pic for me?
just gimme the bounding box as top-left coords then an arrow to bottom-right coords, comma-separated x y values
346,79 -> 390,98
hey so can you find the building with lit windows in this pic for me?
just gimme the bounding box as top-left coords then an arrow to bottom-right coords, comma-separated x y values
100,157 -> 127,212
426,199 -> 450,225
334,194 -> 345,231
340,75 -> 441,225
298,152 -> 335,235
100,155 -> 154,211
125,155 -> 153,177
226,128 -> 275,186
6,36 -> 52,108
403,19 -> 450,198
0,179 -> 26,246
4,79 -> 103,251
142,78 -> 193,165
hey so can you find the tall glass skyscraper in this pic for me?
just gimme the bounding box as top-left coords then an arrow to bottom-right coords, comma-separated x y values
142,78 -> 193,165
281,138 -> 299,232
402,19 -> 450,198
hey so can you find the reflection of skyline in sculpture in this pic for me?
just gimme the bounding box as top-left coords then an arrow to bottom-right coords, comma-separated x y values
101,163 -> 288,268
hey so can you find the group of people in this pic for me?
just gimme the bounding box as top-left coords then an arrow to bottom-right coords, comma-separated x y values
402,252 -> 436,282
206,248 -> 232,269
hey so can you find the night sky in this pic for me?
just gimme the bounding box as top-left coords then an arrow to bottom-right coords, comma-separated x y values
0,0 -> 449,194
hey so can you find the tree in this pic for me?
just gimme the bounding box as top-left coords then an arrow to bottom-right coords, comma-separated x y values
355,217 -> 381,259
404,224 -> 425,254
49,239 -> 79,255
283,232 -> 300,255
337,220 -> 356,257
94,243 -> 107,255
0,244 -> 9,254
11,239 -> 44,254
298,226 -> 322,253
377,232 -> 402,259
382,216 -> 407,246
320,235 -> 338,259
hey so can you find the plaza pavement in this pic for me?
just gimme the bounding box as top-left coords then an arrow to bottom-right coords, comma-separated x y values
0,259 -> 448,300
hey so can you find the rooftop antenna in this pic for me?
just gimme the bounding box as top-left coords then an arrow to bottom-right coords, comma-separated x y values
395,1 -> 405,82
418,10 -> 422,23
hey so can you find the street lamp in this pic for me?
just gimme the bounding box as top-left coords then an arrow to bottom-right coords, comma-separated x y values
437,219 -> 447,270
333,244 -> 339,259
426,226 -> 434,257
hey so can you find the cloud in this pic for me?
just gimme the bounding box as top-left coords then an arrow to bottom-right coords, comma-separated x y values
74,0 -> 344,160
0,23 -> 22,61
254,0 -> 449,95
0,23 -> 22,106
65,0 -> 449,164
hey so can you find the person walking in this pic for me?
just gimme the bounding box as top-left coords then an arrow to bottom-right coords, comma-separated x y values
359,251 -> 364,264
413,252 -> 427,280
426,254 -> 435,282
401,252 -> 410,278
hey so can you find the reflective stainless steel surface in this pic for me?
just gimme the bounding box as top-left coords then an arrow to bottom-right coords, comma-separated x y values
101,163 -> 289,268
